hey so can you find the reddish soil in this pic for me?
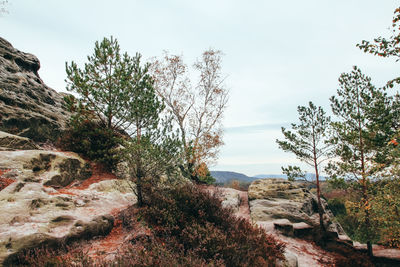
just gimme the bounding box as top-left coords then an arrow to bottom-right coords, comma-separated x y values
0,168 -> 14,191
48,163 -> 118,196
68,163 -> 118,190
72,207 -> 151,263
87,218 -> 125,261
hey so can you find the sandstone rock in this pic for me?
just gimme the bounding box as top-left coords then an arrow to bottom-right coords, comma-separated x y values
277,250 -> 298,267
0,37 -> 70,142
220,188 -> 241,213
248,178 -> 308,201
249,178 -> 348,240
0,131 -> 39,150
0,150 -> 91,188
0,149 -> 136,265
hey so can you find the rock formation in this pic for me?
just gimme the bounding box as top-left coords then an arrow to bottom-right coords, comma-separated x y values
0,37 -> 69,142
248,178 -> 348,241
0,135 -> 136,265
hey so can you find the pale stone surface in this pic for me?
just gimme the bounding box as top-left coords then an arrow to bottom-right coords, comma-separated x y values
0,37 -> 70,142
220,187 -> 241,213
248,178 -> 308,201
0,150 -> 91,187
0,149 -> 136,265
248,179 -> 347,240
277,251 -> 299,267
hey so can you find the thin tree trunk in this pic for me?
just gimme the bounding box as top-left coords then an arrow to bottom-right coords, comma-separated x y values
313,146 -> 325,233
358,108 -> 373,256
136,126 -> 144,207
312,126 -> 325,234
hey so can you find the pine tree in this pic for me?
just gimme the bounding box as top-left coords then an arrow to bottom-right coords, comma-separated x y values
328,66 -> 392,256
65,36 -> 181,206
65,36 -> 154,132
276,101 -> 332,233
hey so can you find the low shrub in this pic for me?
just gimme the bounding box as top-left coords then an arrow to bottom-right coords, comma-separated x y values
140,183 -> 285,266
332,246 -> 374,267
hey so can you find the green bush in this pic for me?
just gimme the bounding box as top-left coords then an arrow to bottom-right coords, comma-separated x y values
327,198 -> 346,216
58,119 -> 121,171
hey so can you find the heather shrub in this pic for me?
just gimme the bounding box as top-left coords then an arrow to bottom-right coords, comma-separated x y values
17,238 -> 223,267
140,183 -> 285,266
13,245 -> 92,267
333,246 -> 374,267
112,239 -> 224,267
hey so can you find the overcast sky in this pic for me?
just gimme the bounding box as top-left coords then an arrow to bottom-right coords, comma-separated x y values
1,1 -> 399,176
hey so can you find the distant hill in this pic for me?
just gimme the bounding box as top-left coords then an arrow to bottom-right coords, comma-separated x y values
252,174 -> 287,179
211,171 -> 327,184
253,173 -> 327,181
210,171 -> 257,184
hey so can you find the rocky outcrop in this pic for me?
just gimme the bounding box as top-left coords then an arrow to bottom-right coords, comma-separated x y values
0,37 -> 70,142
0,150 -> 92,187
0,131 -> 39,150
248,179 -> 348,241
0,147 -> 136,265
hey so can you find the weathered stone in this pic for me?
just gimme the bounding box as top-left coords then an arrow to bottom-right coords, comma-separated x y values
248,178 -> 308,201
274,219 -> 294,236
0,150 -> 91,188
249,178 -> 348,241
0,37 -> 70,142
0,131 -> 39,150
220,188 -> 241,213
293,222 -> 313,239
0,150 -> 136,265
277,251 -> 298,267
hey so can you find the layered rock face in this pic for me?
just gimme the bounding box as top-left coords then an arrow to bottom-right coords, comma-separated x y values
0,37 -> 69,142
0,137 -> 136,265
248,179 -> 348,240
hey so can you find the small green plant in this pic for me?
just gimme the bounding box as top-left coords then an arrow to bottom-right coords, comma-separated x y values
59,117 -> 121,171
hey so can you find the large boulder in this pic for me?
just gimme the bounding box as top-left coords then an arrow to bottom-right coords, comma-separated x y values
0,37 -> 70,142
248,179 -> 347,240
0,148 -> 136,265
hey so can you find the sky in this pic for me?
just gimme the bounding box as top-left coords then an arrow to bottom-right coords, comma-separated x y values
1,1 -> 399,176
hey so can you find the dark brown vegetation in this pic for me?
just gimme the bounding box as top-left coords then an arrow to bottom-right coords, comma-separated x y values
13,184 -> 285,267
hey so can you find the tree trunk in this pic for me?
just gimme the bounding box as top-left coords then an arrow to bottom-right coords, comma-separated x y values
312,127 -> 325,234
359,113 -> 373,256
314,158 -> 325,233
136,125 -> 144,207
136,180 -> 143,207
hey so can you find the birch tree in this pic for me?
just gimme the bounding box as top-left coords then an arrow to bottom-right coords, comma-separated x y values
151,50 -> 228,183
